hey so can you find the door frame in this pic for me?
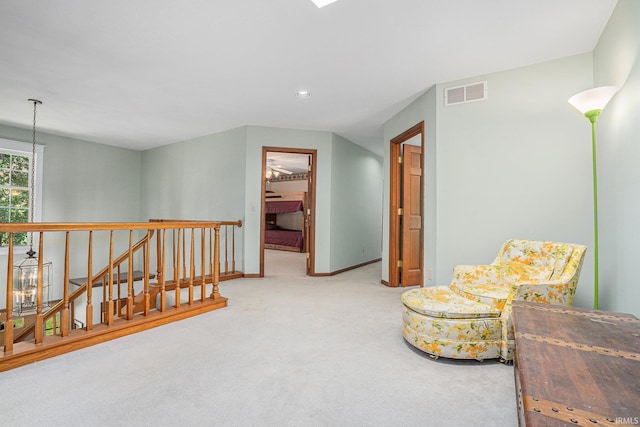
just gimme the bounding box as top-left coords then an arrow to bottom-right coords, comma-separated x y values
259,146 -> 317,277
389,122 -> 424,287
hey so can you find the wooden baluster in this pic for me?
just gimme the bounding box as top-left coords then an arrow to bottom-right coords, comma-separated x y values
188,228 -> 194,304
61,232 -> 70,336
211,226 -> 220,300
200,227 -> 206,302
160,229 -> 166,311
127,230 -> 134,320
172,229 -> 176,285
99,278 -> 103,323
174,228 -> 181,308
34,233 -> 45,343
156,227 -> 163,288
4,233 -> 14,353
70,301 -> 75,330
107,231 -> 114,326
182,228 -> 187,280
224,225 -> 229,275
116,263 -> 122,317
52,311 -> 58,335
143,230 -> 151,316
174,229 -> 178,278
86,231 -> 93,331
232,224 -> 236,273
209,228 -> 213,282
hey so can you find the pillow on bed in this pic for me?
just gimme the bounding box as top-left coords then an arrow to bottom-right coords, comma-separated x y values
265,223 -> 281,230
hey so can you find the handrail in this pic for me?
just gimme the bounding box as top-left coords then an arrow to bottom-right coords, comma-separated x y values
150,219 -> 242,227
0,221 -> 221,232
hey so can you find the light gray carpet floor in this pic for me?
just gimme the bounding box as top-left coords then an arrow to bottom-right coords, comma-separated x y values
0,250 -> 517,427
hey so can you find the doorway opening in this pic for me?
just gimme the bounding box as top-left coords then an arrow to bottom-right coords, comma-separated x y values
389,122 -> 424,287
260,147 -> 317,277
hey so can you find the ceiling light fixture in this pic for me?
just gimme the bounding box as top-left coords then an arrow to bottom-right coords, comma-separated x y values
296,90 -> 311,99
13,99 -> 52,316
311,0 -> 340,8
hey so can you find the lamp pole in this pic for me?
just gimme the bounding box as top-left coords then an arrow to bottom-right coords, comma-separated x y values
568,86 -> 617,311
586,109 -> 600,310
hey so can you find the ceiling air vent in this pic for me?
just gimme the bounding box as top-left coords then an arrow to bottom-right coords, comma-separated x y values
444,81 -> 487,106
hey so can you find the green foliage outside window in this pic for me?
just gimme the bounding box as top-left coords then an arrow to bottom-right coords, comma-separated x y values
0,152 -> 30,247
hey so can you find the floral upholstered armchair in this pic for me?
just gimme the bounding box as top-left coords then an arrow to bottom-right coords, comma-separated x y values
402,239 -> 587,361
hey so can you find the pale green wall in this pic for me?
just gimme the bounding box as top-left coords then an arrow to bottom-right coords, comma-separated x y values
140,127 -> 246,220
382,54 -> 596,308
382,87 -> 438,286
594,0 -> 640,316
0,124 -> 142,223
436,54 -> 595,308
329,134 -> 383,271
140,126 -> 247,275
0,123 -> 142,308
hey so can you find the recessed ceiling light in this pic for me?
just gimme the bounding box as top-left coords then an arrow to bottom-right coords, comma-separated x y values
296,90 -> 311,99
311,0 -> 340,8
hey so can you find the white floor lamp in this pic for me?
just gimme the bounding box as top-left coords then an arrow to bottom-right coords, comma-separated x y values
568,86 -> 617,310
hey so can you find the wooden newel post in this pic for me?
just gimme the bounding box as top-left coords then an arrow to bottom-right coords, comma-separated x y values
143,230 -> 151,316
211,226 -> 220,300
107,231 -> 114,326
62,232 -> 70,335
127,230 -> 134,320
34,234 -> 44,343
4,233 -> 15,353
86,231 -> 93,330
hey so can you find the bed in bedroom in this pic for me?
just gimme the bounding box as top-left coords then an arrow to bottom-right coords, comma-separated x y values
264,191 -> 306,252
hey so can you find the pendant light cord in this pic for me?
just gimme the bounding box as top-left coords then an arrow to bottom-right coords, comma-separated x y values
28,99 -> 41,254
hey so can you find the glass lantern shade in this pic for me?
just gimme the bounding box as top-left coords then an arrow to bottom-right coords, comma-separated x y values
13,253 -> 52,316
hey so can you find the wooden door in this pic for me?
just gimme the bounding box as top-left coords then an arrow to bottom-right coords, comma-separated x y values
401,144 -> 422,286
388,122 -> 424,287
305,154 -> 312,275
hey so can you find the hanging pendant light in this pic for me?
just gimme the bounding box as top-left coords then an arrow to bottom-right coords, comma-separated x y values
12,99 -> 52,316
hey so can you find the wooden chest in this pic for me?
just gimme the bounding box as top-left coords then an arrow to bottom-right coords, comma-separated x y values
512,301 -> 640,426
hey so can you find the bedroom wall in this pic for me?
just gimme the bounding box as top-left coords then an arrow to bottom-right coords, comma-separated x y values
244,126 -> 332,275
266,179 -> 307,193
329,134 -> 383,272
593,0 -> 640,316
0,123 -> 142,310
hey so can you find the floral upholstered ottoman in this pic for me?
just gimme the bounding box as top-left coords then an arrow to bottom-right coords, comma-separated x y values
401,286 -> 503,360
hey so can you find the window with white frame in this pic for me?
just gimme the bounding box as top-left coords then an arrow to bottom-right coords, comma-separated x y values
0,138 -> 45,253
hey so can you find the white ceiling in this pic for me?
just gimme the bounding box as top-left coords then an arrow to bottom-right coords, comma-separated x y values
0,0 -> 617,156
267,152 -> 310,174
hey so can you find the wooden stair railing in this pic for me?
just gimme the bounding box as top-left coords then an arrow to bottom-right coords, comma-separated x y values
150,219 -> 243,280
0,219 -> 243,372
11,230 -> 155,343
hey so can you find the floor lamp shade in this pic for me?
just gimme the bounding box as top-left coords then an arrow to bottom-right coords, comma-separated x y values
568,86 -> 618,117
568,86 -> 617,310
